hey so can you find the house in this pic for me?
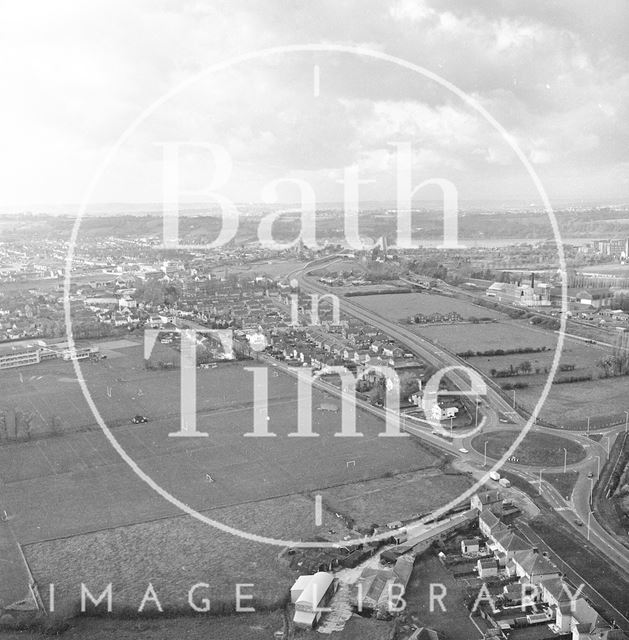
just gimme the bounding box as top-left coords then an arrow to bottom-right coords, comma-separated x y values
511,549 -> 560,585
479,509 -> 506,538
404,628 -> 442,640
538,578 -> 616,639
431,404 -> 459,421
477,557 -> 499,578
461,538 -> 480,554
491,528 -> 530,560
471,490 -> 502,513
558,597 -> 612,639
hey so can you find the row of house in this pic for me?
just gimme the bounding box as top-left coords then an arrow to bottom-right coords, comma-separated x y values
473,491 -> 619,640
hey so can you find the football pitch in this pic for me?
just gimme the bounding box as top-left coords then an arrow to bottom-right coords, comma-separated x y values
1,341 -> 443,547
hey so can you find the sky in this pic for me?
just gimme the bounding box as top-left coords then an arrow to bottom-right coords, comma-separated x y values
0,0 -> 628,209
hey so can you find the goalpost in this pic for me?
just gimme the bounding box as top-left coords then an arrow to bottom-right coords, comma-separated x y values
346,460 -> 355,470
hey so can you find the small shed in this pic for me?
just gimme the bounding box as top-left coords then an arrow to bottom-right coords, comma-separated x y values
461,538 -> 480,554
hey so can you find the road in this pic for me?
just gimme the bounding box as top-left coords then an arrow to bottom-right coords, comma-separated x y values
290,260 -> 629,580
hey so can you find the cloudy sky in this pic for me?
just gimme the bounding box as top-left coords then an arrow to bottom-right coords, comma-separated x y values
1,0 -> 628,208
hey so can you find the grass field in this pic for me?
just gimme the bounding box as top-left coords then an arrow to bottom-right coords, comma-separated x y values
0,611 -> 286,639
218,257 -> 306,279
415,318 -> 558,352
409,317 -> 627,427
514,376 -> 629,427
543,470 -> 580,500
318,469 -> 473,529
1,338 -> 476,619
24,493 -> 350,615
355,291 -> 505,321
471,430 -> 586,467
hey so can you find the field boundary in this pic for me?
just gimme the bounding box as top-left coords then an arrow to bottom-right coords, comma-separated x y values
19,461 -> 446,547
16,542 -> 45,613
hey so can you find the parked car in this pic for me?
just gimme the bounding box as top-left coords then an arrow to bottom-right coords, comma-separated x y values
131,415 -> 148,424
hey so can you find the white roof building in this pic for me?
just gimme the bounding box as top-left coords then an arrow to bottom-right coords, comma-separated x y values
293,572 -> 335,629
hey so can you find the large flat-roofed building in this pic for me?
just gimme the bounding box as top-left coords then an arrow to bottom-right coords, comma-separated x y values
0,342 -> 98,370
0,346 -> 41,369
486,281 -> 551,307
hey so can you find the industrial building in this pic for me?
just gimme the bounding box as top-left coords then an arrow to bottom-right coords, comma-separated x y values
292,572 -> 337,629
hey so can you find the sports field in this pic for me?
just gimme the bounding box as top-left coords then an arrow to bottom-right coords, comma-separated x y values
1,337 -> 462,613
1,350 -> 442,541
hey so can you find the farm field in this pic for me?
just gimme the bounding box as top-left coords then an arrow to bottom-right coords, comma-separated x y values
24,493 -> 348,615
514,375 -> 629,427
0,611 -> 286,640
414,318 -> 558,352
581,262 -> 629,276
318,468 -> 473,529
409,318 -> 626,427
471,430 -> 586,467
466,336 -> 606,379
355,291 -> 505,321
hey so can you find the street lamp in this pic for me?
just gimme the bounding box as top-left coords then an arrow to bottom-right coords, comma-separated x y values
475,401 -> 479,428
539,469 -> 543,495
625,410 -> 629,433
595,455 -> 601,479
586,416 -> 590,435
512,389 -> 516,409
484,441 -> 488,467
587,511 -> 592,541
563,447 -> 568,474
589,477 -> 594,506
450,415 -> 453,437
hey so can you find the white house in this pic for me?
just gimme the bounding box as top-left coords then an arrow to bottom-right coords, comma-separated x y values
431,404 -> 458,421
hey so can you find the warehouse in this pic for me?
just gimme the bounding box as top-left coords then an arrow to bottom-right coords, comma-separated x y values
292,572 -> 336,629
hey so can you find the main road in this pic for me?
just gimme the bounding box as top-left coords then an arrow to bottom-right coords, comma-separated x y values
290,259 -> 629,582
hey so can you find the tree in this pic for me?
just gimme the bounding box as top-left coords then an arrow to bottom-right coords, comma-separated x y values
519,360 -> 532,375
597,355 -> 619,378
399,374 -> 420,401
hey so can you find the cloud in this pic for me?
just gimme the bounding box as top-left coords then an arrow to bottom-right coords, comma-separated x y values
0,0 -> 626,205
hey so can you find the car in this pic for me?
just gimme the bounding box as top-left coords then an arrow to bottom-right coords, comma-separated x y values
574,519 -> 584,527
458,447 -> 469,454
131,415 -> 148,424
587,471 -> 594,478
